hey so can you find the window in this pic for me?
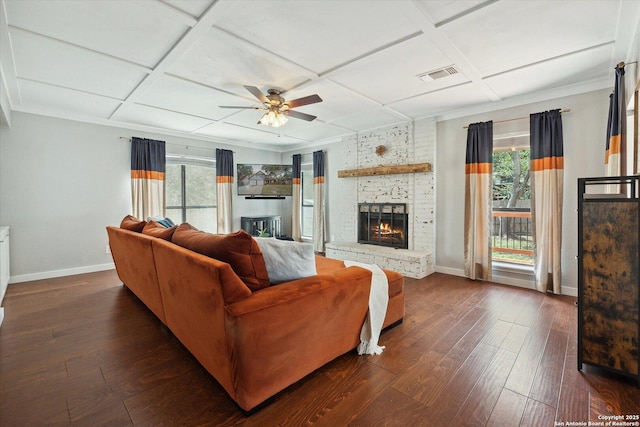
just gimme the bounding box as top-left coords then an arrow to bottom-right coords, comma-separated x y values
492,134 -> 533,265
301,162 -> 314,239
166,158 -> 216,233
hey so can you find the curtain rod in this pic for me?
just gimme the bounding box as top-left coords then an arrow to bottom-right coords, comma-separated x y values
463,109 -> 571,129
119,137 -> 234,152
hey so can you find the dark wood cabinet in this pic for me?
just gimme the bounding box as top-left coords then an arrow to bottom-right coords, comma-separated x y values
577,176 -> 640,385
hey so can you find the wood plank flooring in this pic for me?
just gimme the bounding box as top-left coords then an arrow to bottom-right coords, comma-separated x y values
1,270 -> 639,426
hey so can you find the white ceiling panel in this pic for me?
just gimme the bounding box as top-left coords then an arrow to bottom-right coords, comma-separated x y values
329,34 -> 468,104
135,76 -> 253,121
1,0 -> 636,150
485,44 -> 614,100
18,79 -> 121,119
277,80 -> 382,123
162,0 -> 215,19
390,83 -> 491,119
415,0 -> 493,26
10,29 -> 147,100
4,0 -> 190,68
441,0 -> 620,77
214,0 -> 420,73
120,104 -> 213,133
329,108 -> 404,132
195,121 -> 303,146
168,26 -> 309,96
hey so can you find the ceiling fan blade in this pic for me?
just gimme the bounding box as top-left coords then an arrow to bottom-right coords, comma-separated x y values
219,105 -> 261,109
244,85 -> 269,104
284,110 -> 317,121
285,94 -> 322,109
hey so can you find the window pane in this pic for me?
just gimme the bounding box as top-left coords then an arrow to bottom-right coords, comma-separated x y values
492,148 -> 533,265
165,208 -> 182,225
301,166 -> 314,204
186,208 -> 217,233
165,164 -> 182,207
185,164 -> 216,206
302,206 -> 313,238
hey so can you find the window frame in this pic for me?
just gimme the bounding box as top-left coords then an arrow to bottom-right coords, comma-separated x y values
165,156 -> 216,229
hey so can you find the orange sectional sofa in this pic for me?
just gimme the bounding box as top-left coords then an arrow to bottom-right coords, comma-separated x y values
107,217 -> 404,412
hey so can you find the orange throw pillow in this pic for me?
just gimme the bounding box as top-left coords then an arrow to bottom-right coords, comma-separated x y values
171,223 -> 270,291
142,221 -> 177,241
120,215 -> 146,232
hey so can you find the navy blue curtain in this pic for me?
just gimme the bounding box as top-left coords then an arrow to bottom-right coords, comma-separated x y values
216,149 -> 234,233
464,121 -> 493,280
131,137 -> 165,219
605,64 -> 626,176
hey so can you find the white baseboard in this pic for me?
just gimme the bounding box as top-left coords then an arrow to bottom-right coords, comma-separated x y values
0,306 -> 4,327
8,262 -> 115,284
435,264 -> 577,297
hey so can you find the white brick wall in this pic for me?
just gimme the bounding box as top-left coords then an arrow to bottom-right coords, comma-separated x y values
328,117 -> 436,277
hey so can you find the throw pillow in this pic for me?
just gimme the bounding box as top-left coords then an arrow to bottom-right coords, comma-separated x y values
120,215 -> 146,232
171,223 -> 270,291
142,221 -> 177,241
254,237 -> 317,284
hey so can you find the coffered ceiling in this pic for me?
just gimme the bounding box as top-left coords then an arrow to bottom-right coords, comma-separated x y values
1,0 -> 638,150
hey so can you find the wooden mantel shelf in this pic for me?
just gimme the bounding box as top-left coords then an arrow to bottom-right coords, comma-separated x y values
337,162 -> 432,178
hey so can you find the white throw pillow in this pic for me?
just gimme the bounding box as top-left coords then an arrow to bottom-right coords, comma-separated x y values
254,238 -> 317,284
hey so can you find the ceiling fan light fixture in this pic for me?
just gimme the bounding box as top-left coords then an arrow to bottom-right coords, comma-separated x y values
259,109 -> 288,127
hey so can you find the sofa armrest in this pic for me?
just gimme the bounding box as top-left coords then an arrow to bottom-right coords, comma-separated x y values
224,266 -> 372,411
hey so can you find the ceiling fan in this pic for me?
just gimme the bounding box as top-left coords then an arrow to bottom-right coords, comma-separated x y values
220,85 -> 322,127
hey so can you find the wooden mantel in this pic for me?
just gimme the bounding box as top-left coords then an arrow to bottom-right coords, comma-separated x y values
337,162 -> 432,178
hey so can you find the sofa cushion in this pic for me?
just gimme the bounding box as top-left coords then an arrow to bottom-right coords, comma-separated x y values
172,223 -> 270,291
120,215 -> 146,232
315,255 -> 404,297
254,237 -> 316,284
142,221 -> 177,241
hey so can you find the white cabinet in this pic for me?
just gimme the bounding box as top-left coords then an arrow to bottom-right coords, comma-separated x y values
0,226 -> 9,327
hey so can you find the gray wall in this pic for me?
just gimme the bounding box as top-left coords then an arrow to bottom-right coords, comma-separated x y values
0,112 -> 286,282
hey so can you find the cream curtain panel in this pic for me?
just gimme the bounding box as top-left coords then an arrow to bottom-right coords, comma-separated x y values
131,137 -> 166,220
291,154 -> 302,241
216,149 -> 234,234
530,110 -> 564,294
464,121 -> 493,280
313,150 -> 325,253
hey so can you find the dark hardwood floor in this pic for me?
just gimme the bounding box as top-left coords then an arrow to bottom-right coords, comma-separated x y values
1,270 -> 639,426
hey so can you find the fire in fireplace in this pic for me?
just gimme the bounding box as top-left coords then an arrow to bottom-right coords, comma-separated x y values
358,203 -> 408,249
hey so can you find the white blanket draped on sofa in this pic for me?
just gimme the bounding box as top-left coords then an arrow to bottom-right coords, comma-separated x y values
344,260 -> 389,355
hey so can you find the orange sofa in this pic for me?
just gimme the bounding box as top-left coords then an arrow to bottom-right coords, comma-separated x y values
107,219 -> 404,412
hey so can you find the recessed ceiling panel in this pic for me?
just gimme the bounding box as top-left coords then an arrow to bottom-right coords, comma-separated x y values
277,80 -> 382,123
168,27 -> 308,96
120,104 -> 213,133
414,0 -> 493,26
136,76 -> 259,121
390,83 -> 491,119
329,34 -> 468,104
214,0 -> 420,73
10,30 -> 147,100
441,0 -> 619,77
4,0 -> 189,68
195,121 -> 304,146
162,0 -> 215,19
329,108 -> 405,132
18,80 -> 121,119
485,44 -> 613,99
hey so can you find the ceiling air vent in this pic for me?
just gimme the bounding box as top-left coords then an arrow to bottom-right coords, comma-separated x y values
417,65 -> 459,82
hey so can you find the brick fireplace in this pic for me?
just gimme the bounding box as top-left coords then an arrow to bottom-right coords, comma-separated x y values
325,118 -> 436,279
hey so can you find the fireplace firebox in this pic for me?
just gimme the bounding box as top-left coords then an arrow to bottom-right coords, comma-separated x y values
358,203 -> 408,249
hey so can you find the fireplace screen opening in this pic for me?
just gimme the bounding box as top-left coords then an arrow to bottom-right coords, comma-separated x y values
358,203 -> 408,249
